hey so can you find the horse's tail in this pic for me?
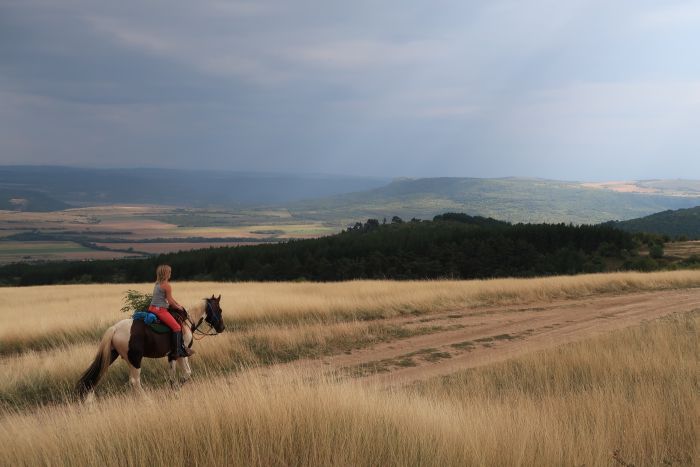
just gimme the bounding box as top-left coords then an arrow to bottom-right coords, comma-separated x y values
75,325 -> 117,398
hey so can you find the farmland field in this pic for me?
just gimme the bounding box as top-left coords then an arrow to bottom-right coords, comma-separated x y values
0,205 -> 341,264
0,240 -> 142,264
92,242 -> 262,255
0,270 -> 698,465
4,203 -> 700,267
0,205 -> 338,240
665,240 -> 700,259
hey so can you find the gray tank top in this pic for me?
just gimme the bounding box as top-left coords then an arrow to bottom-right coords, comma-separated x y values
150,282 -> 169,308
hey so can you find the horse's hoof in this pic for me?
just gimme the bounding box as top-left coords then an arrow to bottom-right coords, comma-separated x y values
79,392 -> 96,408
140,392 -> 154,405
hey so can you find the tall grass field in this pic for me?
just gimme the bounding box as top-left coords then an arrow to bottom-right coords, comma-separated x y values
1,271 -> 698,465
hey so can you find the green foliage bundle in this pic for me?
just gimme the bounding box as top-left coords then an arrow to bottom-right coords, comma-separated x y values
120,289 -> 152,314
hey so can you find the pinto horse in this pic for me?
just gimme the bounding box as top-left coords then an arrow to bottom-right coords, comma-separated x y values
76,295 -> 225,399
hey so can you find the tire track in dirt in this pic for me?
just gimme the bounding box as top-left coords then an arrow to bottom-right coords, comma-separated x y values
245,288 -> 700,387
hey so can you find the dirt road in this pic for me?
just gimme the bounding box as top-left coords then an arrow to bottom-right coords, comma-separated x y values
262,288 -> 700,386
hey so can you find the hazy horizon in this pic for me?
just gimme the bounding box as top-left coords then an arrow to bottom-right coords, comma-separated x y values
3,164 -> 700,186
2,1 -> 699,181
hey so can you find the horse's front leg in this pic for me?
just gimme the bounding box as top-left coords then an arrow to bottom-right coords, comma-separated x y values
177,357 -> 192,384
168,359 -> 180,389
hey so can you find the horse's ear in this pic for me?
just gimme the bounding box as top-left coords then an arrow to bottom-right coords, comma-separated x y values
211,294 -> 215,299
217,294 -> 221,300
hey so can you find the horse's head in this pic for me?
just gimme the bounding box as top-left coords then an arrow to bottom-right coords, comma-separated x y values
204,294 -> 225,333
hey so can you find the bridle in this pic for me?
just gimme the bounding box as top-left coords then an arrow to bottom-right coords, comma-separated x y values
187,299 -> 223,342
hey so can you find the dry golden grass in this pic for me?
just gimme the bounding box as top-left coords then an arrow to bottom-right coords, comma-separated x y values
0,284 -> 125,355
1,309 -> 696,466
0,319 -> 422,409
411,310 -> 699,465
4,270 -> 700,356
2,270 -> 700,410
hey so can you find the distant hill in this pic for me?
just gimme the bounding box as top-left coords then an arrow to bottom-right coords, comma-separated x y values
0,188 -> 70,212
2,167 -> 700,225
286,177 -> 700,225
0,166 -> 390,208
606,206 -> 700,239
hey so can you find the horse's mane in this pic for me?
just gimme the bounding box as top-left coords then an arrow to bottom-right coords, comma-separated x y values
187,299 -> 207,317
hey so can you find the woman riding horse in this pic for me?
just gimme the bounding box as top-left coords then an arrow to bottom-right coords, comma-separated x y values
149,264 -> 194,358
75,274 -> 225,399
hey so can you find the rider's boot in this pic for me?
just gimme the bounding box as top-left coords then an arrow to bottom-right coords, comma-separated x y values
171,331 -> 195,358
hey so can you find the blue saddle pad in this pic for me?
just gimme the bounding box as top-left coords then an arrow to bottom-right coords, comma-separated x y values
132,311 -> 171,333
132,311 -> 160,325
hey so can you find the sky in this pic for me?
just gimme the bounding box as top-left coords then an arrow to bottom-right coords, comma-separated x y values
1,0 -> 699,181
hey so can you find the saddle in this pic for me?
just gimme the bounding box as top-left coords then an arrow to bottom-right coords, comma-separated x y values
148,322 -> 171,334
132,308 -> 187,334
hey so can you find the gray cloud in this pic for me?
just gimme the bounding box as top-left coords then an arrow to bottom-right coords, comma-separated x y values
1,0 -> 699,180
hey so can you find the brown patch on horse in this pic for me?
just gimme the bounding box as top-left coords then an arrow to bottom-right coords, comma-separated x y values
128,317 -> 180,368
127,320 -> 146,369
142,327 -> 173,359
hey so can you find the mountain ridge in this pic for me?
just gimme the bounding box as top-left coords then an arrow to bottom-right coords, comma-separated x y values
286,177 -> 700,224
1,166 -> 699,225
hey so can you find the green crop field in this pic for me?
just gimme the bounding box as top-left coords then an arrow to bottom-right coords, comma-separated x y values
0,241 -> 91,255
0,241 -> 141,265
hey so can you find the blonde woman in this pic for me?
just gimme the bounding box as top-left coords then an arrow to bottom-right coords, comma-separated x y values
148,264 -> 194,358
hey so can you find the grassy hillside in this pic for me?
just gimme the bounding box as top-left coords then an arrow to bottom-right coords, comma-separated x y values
1,275 -> 697,466
608,206 -> 700,239
286,177 -> 700,224
0,188 -> 69,212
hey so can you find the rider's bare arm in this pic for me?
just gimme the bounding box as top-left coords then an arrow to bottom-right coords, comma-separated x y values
161,282 -> 184,310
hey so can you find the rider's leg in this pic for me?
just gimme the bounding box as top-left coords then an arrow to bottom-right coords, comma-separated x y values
149,307 -> 194,358
148,306 -> 181,332
172,330 -> 194,358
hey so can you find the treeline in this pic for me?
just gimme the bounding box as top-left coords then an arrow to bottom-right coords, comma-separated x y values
0,214 -> 639,286
605,206 -> 700,239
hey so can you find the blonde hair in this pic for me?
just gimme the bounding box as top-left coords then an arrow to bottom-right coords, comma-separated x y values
155,264 -> 171,283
